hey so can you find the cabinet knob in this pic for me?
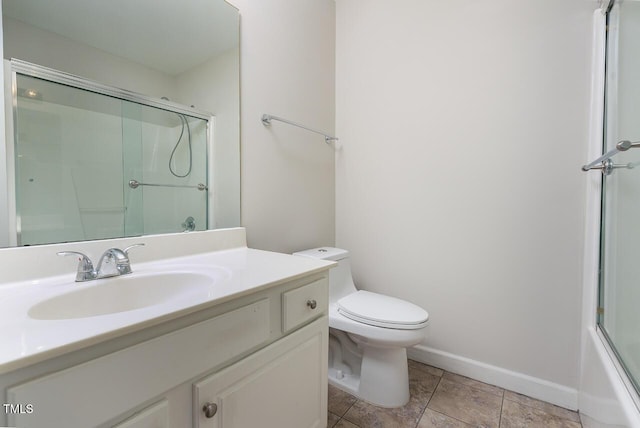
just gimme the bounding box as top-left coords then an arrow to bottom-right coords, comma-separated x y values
202,402 -> 218,418
307,299 -> 317,310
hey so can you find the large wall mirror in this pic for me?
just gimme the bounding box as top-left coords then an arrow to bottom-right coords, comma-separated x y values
0,0 -> 240,247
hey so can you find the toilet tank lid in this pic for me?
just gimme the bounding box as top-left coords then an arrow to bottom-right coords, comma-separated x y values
293,247 -> 349,261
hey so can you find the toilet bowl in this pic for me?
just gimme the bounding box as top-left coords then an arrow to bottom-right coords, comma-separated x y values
293,247 -> 429,408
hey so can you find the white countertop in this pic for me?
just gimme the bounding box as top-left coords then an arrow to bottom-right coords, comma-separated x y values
0,245 -> 334,374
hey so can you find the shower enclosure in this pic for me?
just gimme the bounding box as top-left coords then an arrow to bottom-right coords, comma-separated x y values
596,0 -> 640,401
9,61 -> 211,246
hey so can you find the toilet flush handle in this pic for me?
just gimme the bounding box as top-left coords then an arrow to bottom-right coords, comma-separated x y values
307,299 -> 317,310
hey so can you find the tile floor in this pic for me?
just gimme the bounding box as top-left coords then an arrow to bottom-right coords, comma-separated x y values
327,360 -> 582,428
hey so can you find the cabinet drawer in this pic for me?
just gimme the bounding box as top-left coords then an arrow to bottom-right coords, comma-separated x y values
282,278 -> 328,332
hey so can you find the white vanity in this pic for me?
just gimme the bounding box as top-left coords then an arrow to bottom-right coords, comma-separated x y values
0,228 -> 334,428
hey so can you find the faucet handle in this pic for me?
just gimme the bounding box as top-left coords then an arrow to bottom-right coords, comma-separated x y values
57,251 -> 96,282
123,243 -> 145,256
112,244 -> 144,276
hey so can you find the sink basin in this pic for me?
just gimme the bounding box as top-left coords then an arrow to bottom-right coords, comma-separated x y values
28,271 -> 220,320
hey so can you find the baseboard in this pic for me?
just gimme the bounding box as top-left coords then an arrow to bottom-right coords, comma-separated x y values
407,344 -> 579,411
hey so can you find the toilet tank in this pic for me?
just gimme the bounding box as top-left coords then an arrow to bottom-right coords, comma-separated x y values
292,247 -> 357,302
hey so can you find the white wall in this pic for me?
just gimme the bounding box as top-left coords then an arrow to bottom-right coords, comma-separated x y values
336,0 -> 594,405
228,0 -> 336,253
3,17 -> 177,101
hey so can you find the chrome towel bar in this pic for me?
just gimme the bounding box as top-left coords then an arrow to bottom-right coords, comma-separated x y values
128,180 -> 207,191
261,114 -> 338,144
582,140 -> 640,174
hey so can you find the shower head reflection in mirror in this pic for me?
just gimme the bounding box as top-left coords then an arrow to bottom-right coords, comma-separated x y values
162,97 -> 193,179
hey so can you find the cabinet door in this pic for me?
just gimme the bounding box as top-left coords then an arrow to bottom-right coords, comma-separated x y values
194,316 -> 328,428
112,400 -> 168,428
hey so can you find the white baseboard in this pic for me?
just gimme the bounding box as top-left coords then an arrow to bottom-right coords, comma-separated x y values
407,344 -> 579,411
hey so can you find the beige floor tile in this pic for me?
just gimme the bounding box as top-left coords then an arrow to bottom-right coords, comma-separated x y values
328,411 -> 341,427
327,364 -> 583,428
343,396 -> 429,428
343,373 -> 434,428
427,377 -> 502,428
500,399 -> 582,428
334,419 -> 360,428
503,391 -> 580,423
329,384 -> 358,416
417,408 -> 473,428
408,359 -> 445,378
410,363 -> 442,394
442,372 -> 504,397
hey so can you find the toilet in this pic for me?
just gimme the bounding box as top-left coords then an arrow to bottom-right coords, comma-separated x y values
293,247 -> 429,408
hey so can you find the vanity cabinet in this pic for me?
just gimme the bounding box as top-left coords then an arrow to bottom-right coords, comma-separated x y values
2,273 -> 329,428
193,317 -> 327,428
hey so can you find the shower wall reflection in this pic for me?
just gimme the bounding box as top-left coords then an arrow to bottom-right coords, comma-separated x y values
15,74 -> 208,246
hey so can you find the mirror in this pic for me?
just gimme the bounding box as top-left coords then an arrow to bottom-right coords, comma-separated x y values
0,0 -> 240,247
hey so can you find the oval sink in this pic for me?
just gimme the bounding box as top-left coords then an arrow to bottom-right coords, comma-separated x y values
28,271 -> 219,320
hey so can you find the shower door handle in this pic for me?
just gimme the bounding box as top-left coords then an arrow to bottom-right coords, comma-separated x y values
583,159 -> 634,176
583,139 -> 640,173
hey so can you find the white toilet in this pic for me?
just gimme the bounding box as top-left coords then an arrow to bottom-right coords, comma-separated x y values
293,247 -> 429,408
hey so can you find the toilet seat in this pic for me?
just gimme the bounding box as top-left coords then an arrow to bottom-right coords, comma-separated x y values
337,290 -> 429,330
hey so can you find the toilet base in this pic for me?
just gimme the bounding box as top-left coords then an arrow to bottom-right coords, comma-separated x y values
329,329 -> 410,408
359,345 -> 410,407
328,366 -> 360,396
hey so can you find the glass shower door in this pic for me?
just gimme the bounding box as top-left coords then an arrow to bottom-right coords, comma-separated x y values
14,74 -> 125,245
598,0 -> 640,395
13,68 -> 210,246
122,100 -> 209,236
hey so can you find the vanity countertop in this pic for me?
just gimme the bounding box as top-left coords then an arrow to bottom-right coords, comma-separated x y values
0,235 -> 335,374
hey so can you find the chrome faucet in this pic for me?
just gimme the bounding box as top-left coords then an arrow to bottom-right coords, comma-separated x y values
58,244 -> 145,282
95,244 -> 145,278
56,251 -> 96,282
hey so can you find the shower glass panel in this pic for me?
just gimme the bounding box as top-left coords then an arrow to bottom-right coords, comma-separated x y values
599,0 -> 640,396
15,75 -> 125,245
14,74 -> 209,246
122,101 -> 208,237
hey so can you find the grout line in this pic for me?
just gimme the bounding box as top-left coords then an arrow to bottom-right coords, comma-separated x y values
414,399 -> 430,428
425,373 -> 443,408
340,399 -> 359,426
330,412 -> 344,428
413,368 -> 444,428
498,394 -> 505,427
336,416 -> 357,428
343,398 -> 357,417
426,408 -> 476,427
